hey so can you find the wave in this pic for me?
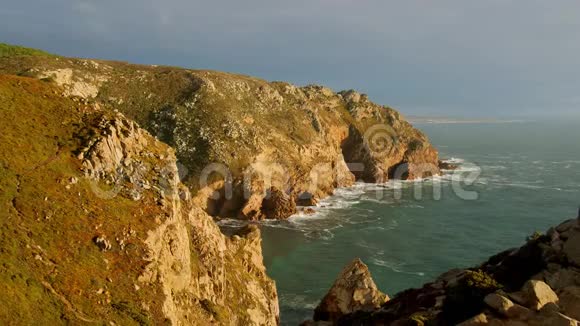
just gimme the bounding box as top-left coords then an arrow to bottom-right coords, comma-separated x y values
279,294 -> 318,310
483,165 -> 507,170
442,157 -> 465,164
304,229 -> 336,240
371,258 -> 425,276
551,160 -> 580,164
221,156 -> 479,231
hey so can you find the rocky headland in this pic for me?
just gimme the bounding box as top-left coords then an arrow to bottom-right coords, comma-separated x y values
2,43 -> 578,326
0,43 -> 439,324
0,44 -> 440,222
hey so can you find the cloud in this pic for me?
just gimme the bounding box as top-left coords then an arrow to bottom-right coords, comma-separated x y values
2,0 -> 580,117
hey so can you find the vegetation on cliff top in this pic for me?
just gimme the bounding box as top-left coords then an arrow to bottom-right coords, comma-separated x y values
0,43 -> 54,58
0,75 -> 168,324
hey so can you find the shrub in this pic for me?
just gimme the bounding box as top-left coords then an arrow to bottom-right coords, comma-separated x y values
442,269 -> 502,324
526,231 -> 543,242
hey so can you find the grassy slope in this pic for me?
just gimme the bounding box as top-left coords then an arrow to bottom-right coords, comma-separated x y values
0,43 -> 53,58
0,75 -> 168,324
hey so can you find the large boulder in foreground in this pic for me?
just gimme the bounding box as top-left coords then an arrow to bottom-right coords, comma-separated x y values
312,259 -> 389,323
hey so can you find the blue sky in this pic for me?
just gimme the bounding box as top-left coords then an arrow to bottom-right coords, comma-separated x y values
2,0 -> 580,117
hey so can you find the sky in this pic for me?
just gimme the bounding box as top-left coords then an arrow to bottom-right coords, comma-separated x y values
1,0 -> 580,118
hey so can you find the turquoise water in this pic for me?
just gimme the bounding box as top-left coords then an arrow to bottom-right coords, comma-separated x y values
257,120 -> 580,325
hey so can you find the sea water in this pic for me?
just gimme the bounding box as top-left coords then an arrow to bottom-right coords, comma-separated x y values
224,119 -> 580,325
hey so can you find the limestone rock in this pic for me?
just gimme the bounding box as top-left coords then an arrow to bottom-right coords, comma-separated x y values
313,259 -> 388,323
515,280 -> 559,311
93,235 -> 112,251
485,293 -> 515,315
484,293 -> 532,319
76,112 -> 279,324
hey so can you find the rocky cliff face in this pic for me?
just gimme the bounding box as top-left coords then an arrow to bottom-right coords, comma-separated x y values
0,53 -> 440,221
309,217 -> 580,325
0,45 -> 440,325
0,75 -> 277,325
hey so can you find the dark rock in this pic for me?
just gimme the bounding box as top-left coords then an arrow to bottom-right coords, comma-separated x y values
261,187 -> 297,220
93,235 -> 112,251
438,160 -> 459,170
297,192 -> 318,206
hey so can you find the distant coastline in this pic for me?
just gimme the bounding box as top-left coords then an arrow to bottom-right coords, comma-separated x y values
407,115 -> 530,124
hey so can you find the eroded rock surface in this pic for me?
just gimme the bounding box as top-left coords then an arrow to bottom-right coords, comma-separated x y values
311,259 -> 389,323
80,113 -> 279,325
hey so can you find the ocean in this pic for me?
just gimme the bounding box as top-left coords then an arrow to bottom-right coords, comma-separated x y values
225,120 -> 580,325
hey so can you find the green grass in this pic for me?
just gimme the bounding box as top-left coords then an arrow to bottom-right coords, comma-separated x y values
0,43 -> 54,58
0,75 -> 168,324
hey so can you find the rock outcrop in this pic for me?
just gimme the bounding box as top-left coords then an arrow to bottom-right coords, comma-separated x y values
0,75 -> 278,325
79,112 -> 280,325
310,259 -> 389,324
0,52 -> 440,220
317,217 -> 580,325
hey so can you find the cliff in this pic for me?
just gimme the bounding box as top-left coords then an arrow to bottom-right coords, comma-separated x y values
0,43 -> 440,325
308,216 -> 580,325
0,46 -> 439,221
0,75 -> 277,324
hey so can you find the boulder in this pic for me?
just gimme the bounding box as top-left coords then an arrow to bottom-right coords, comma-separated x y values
564,229 -> 580,266
512,280 -> 559,311
544,267 -> 580,291
438,160 -> 459,170
535,308 -> 579,326
559,286 -> 580,320
261,187 -> 297,220
297,192 -> 318,206
313,259 -> 388,323
557,219 -> 579,233
485,293 -> 515,315
484,293 -> 532,319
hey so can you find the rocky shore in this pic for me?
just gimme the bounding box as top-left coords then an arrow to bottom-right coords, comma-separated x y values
3,44 -> 578,326
306,215 -> 580,325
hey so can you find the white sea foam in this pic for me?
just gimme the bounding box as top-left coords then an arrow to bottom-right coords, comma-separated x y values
443,157 -> 465,164
371,258 -> 425,276
483,165 -> 507,170
551,160 -> 580,164
279,294 -> 318,310
221,157 -> 480,231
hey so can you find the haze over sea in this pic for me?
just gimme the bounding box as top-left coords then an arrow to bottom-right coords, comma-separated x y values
250,119 -> 580,325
